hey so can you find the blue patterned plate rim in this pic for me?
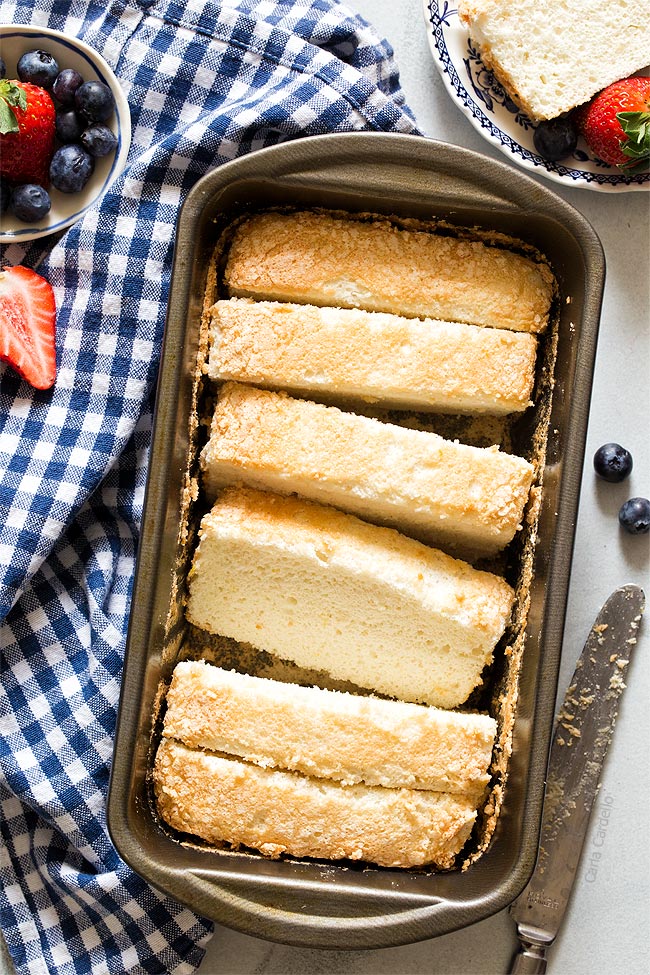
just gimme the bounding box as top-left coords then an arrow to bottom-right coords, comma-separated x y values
423,0 -> 649,193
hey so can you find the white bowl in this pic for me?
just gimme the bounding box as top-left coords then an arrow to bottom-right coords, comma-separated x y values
0,24 -> 131,243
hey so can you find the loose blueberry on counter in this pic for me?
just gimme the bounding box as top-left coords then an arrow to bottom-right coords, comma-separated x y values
0,56 -> 6,78
52,67 -> 84,105
10,183 -> 51,222
75,80 -> 115,123
533,117 -> 578,162
55,107 -> 85,144
593,442 -> 633,482
618,497 -> 650,535
17,49 -> 59,89
49,144 -> 95,193
80,123 -> 118,157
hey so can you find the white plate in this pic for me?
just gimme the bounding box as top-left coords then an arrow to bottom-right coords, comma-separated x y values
422,0 -> 650,193
0,24 -> 131,242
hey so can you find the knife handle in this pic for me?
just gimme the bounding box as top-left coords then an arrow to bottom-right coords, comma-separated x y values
509,939 -> 548,974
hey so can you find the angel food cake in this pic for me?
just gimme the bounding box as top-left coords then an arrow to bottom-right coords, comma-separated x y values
223,210 -> 554,332
154,206 -> 553,871
457,0 -> 650,121
154,738 -> 480,870
207,298 -> 538,415
153,661 -> 498,868
200,382 -> 535,561
161,661 -> 497,797
185,486 -> 515,710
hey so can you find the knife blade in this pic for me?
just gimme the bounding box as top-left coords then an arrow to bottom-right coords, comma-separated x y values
508,583 -> 645,975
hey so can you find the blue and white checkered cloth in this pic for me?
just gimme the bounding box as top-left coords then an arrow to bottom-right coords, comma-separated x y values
0,1 -> 419,971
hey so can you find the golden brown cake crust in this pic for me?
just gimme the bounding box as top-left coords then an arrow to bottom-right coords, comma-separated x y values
162,660 -> 497,798
223,211 -> 554,332
200,382 -> 535,559
154,739 -> 478,869
207,298 -> 538,415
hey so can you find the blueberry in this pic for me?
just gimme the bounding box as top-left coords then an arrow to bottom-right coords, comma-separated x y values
593,443 -> 633,483
49,144 -> 95,193
618,497 -> 650,535
55,107 -> 85,143
17,49 -> 59,90
0,57 -> 6,79
80,122 -> 117,157
533,117 -> 578,162
0,176 -> 11,214
75,80 -> 115,123
10,183 -> 51,222
52,68 -> 84,105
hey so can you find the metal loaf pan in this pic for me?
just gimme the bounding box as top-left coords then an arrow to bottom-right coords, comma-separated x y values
107,133 -> 604,949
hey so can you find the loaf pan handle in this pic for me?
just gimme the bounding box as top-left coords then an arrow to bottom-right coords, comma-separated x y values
186,869 -> 483,949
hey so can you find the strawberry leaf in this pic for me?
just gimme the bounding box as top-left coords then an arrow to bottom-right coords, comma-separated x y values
617,110 -> 650,170
0,80 -> 27,135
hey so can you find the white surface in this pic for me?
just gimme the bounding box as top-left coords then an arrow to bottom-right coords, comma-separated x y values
195,1 -> 650,972
1,1 -> 648,973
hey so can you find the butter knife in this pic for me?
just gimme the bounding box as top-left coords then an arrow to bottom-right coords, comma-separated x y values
509,583 -> 645,974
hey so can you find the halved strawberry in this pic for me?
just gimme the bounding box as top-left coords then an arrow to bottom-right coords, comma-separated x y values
0,265 -> 57,390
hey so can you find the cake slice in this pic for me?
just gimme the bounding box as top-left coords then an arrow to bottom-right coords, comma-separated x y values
223,210 -> 554,333
200,383 -> 535,560
154,738 -> 479,869
457,0 -> 650,121
185,487 -> 514,709
162,661 -> 497,798
207,298 -> 538,415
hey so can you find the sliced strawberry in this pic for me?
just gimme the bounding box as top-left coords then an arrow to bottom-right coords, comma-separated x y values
0,265 -> 57,390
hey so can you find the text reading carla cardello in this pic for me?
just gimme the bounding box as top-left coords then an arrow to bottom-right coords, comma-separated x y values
584,792 -> 614,883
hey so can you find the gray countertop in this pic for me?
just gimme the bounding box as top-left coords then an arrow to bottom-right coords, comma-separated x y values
2,1 -> 648,973
195,2 -> 650,973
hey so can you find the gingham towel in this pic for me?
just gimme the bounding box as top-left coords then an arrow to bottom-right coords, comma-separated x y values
0,1 -> 420,971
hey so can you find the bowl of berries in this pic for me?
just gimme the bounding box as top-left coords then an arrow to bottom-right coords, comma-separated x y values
0,24 -> 131,243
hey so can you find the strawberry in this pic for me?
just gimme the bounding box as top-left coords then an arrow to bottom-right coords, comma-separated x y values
577,76 -> 650,172
0,79 -> 56,186
0,265 -> 57,390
